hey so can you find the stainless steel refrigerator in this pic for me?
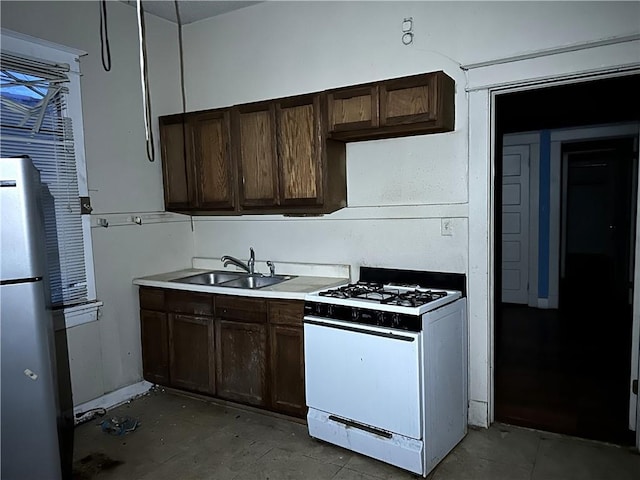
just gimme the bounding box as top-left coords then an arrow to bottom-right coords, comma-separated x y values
1,156 -> 63,479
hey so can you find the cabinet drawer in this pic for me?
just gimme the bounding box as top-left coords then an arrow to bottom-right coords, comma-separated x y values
216,295 -> 267,323
166,290 -> 214,316
139,287 -> 165,311
269,300 -> 304,326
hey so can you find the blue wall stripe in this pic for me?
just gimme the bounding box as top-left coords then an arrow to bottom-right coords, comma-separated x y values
538,130 -> 551,298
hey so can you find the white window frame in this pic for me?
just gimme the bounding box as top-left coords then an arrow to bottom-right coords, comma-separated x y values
1,28 -> 99,326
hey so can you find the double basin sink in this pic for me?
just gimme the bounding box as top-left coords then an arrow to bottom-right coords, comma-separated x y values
170,271 -> 294,290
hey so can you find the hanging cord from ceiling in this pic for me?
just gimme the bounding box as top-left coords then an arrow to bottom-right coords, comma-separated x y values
174,0 -> 186,115
99,0 -> 111,71
174,0 -> 193,228
136,0 -> 155,162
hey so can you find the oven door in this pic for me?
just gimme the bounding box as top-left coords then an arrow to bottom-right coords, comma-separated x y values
304,315 -> 422,439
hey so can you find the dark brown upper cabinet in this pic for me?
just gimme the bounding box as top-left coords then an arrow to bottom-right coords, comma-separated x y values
276,94 -> 323,207
327,71 -> 455,141
231,94 -> 347,214
189,110 -> 235,211
159,70 -> 453,215
159,114 -> 191,211
232,101 -> 279,209
327,84 -> 379,133
159,110 -> 235,213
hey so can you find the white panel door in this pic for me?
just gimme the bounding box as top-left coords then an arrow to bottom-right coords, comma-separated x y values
502,145 -> 530,304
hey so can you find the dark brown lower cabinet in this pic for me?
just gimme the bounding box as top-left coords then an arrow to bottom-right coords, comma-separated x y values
168,314 -> 215,394
139,288 -> 306,418
140,309 -> 169,385
270,324 -> 306,417
215,320 -> 267,406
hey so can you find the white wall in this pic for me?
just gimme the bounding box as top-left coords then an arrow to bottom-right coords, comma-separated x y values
0,1 -> 194,403
181,1 -> 640,427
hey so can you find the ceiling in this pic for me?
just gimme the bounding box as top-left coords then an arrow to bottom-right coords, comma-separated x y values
120,1 -> 262,25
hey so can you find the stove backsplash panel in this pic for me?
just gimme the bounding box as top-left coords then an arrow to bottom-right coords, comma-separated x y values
359,267 -> 466,296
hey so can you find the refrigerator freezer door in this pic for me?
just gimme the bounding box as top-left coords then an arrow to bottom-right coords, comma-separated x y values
0,280 -> 62,480
0,157 -> 47,281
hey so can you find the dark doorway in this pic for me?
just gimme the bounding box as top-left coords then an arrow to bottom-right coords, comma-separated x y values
494,74 -> 640,445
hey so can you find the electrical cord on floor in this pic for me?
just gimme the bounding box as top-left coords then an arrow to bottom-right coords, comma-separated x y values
99,0 -> 111,72
74,407 -> 107,425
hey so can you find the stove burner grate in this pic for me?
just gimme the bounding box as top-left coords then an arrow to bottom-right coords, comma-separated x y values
318,282 -> 448,307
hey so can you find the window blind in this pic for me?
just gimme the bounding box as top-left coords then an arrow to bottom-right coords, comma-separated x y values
1,51 -> 88,307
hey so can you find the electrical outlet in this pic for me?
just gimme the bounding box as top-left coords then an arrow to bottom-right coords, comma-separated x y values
441,218 -> 453,236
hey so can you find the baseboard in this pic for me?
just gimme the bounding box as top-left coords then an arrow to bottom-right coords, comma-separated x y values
537,298 -> 550,309
468,400 -> 489,428
73,380 -> 153,424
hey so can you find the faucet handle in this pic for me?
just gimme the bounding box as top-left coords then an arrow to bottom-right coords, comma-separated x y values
266,261 -> 275,277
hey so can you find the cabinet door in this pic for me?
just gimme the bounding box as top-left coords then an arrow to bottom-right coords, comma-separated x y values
159,114 -> 192,211
276,95 -> 323,206
379,71 -> 454,132
327,84 -> 378,133
233,103 -> 279,208
169,314 -> 215,394
215,320 -> 267,406
190,110 -> 235,210
269,325 -> 306,417
140,310 -> 169,385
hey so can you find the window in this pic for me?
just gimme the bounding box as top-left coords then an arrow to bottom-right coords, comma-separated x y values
1,30 -> 96,312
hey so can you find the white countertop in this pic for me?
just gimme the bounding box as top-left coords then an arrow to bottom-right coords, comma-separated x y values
132,260 -> 350,301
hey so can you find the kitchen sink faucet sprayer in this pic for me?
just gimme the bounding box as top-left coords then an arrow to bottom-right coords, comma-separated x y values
221,247 -> 255,275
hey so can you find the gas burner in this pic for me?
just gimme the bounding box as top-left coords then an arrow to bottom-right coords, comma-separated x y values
318,282 -> 388,299
318,282 -> 449,308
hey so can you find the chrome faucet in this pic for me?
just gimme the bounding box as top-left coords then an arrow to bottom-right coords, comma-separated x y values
266,261 -> 275,277
221,247 -> 255,275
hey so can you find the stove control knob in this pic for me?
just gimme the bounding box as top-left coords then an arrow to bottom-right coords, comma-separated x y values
392,313 -> 401,328
327,305 -> 334,317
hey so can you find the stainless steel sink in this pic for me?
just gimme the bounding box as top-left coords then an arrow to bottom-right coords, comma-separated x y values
218,275 -> 294,290
170,271 -> 294,289
170,271 -> 243,286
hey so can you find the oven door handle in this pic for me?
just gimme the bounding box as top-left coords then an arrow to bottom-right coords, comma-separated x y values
304,317 -> 416,342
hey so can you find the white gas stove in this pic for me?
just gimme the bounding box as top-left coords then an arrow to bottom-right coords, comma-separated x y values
303,268 -> 468,477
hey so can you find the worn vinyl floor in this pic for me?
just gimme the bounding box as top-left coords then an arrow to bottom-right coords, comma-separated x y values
72,389 -> 640,480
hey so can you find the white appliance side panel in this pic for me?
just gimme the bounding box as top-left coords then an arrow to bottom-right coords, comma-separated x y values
424,299 -> 468,472
307,408 -> 423,476
304,319 -> 422,439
